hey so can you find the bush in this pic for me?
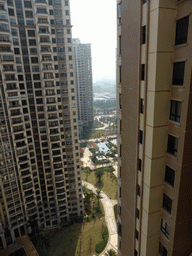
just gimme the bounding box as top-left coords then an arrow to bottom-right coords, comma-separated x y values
95,227 -> 109,253
95,240 -> 106,253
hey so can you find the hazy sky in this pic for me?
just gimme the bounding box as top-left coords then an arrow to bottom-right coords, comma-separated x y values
70,0 -> 117,83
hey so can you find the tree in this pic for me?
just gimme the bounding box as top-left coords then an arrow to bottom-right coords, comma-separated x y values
94,168 -> 104,183
105,249 -> 117,256
84,167 -> 91,181
96,189 -> 101,210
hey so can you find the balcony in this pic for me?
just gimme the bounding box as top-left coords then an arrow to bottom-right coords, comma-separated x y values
0,55 -> 14,63
27,202 -> 36,209
53,156 -> 62,162
0,36 -> 10,43
43,66 -> 53,71
40,38 -> 50,44
41,47 -> 51,53
45,82 -> 55,87
39,29 -> 49,34
26,195 -> 34,203
21,170 -> 30,177
4,75 -> 16,81
11,110 -> 21,116
19,156 -> 29,163
50,136 -> 60,142
50,130 -> 59,135
24,189 -> 34,197
44,74 -> 54,79
0,46 -> 12,52
47,107 -> 57,112
48,114 -> 57,119
16,142 -> 26,148
47,100 -> 56,104
55,175 -> 64,182
20,163 -> 30,170
4,66 -> 15,72
42,57 -> 52,62
15,135 -> 25,141
13,126 -> 24,133
38,19 -> 49,24
23,181 -> 33,190
12,118 -> 22,124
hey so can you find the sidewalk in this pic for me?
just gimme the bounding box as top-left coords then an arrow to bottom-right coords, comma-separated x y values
82,180 -> 118,256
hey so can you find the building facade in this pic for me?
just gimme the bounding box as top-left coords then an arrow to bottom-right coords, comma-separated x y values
0,0 -> 83,249
117,0 -> 192,255
73,38 -> 93,135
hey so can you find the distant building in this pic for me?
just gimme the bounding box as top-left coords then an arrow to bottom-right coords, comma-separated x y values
73,39 -> 94,135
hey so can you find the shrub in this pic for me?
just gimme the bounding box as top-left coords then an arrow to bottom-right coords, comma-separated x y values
95,240 -> 106,253
95,227 -> 109,253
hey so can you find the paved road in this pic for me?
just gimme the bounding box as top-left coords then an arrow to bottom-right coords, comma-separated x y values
82,180 -> 118,256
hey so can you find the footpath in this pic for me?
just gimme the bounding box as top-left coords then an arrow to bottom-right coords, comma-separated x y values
82,180 -> 118,256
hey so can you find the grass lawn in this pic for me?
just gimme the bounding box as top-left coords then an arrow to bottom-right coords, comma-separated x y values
35,203 -> 106,256
81,171 -> 117,200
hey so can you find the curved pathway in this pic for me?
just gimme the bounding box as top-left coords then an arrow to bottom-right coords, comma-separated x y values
82,180 -> 118,256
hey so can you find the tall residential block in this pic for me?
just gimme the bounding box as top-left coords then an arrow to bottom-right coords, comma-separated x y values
0,0 -> 83,249
117,0 -> 192,255
73,38 -> 93,135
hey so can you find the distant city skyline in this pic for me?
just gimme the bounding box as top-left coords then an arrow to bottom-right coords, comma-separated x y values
70,0 -> 117,83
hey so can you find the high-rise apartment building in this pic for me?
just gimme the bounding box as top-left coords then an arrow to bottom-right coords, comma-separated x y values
0,0 -> 83,249
73,38 -> 93,135
117,0 -> 192,255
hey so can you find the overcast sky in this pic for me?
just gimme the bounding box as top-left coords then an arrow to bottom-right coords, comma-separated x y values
70,0 -> 117,83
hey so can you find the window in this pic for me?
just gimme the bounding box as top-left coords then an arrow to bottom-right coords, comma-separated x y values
134,250 -> 138,256
135,230 -> 139,240
49,9 -> 53,15
161,218 -> 170,239
138,159 -> 142,171
28,30 -> 35,37
119,94 -> 122,109
24,1 -> 32,8
136,208 -> 140,219
139,130 -> 143,144
175,16 -> 189,45
142,25 -> 146,44
65,0 -> 69,5
119,66 -> 121,83
142,0 -> 147,3
117,3 -> 122,23
8,8 -> 14,16
170,100 -> 182,123
11,28 -> 18,36
29,39 -> 36,46
159,241 -> 167,256
140,99 -> 144,114
119,36 -> 121,54
137,185 -> 141,196
165,165 -> 175,187
172,61 -> 185,85
25,11 -> 33,18
141,64 -> 145,80
167,134 -> 178,157
163,193 -> 172,214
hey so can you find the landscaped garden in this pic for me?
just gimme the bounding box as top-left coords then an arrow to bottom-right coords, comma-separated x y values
34,188 -> 108,256
81,166 -> 117,200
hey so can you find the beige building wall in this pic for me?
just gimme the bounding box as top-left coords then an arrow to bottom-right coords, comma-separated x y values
117,0 -> 192,255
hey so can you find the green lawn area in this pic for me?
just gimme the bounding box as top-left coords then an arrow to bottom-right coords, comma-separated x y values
35,204 -> 106,256
81,170 -> 117,200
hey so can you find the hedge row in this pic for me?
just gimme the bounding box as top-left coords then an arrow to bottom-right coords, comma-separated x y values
95,227 -> 109,253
